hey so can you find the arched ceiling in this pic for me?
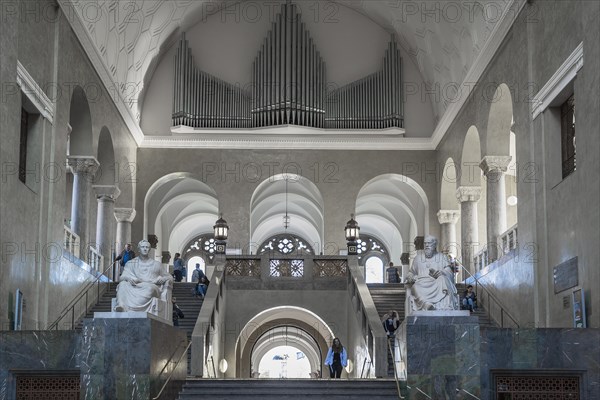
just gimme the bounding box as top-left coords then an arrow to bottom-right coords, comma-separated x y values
62,0 -> 522,148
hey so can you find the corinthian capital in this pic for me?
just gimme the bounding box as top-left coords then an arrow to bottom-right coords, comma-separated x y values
479,156 -> 512,176
456,186 -> 482,203
67,156 -> 100,176
437,210 -> 460,225
114,208 -> 136,223
93,185 -> 121,201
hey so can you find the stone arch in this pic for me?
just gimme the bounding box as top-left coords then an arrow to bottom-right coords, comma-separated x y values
250,174 -> 324,253
486,83 -> 513,156
144,173 -> 219,258
460,126 -> 482,187
95,127 -> 116,185
68,86 -> 93,156
236,306 -> 334,378
441,158 -> 459,210
356,174 -> 429,263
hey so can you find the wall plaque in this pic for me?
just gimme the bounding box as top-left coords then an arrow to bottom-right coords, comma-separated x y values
553,256 -> 578,294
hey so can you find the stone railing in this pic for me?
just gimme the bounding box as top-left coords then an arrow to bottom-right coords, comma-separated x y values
63,225 -> 80,258
500,224 -> 518,254
473,224 -> 518,271
473,248 -> 489,272
224,255 -> 348,281
88,246 -> 104,272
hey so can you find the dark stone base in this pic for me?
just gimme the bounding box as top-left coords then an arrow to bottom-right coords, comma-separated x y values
81,317 -> 187,400
400,315 -> 480,399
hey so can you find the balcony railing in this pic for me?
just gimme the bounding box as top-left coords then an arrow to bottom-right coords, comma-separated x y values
63,225 -> 80,258
501,224 -> 518,254
88,246 -> 103,272
473,224 -> 518,270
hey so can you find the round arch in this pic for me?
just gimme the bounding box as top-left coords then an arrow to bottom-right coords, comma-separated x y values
96,127 -> 116,185
440,158 -> 459,210
250,325 -> 322,378
144,173 -> 219,257
250,174 -> 324,253
486,83 -> 513,156
356,174 -> 429,263
68,86 -> 93,156
236,306 -> 334,378
460,126 -> 482,187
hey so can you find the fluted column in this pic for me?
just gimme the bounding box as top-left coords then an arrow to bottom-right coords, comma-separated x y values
456,186 -> 482,274
437,210 -> 461,256
93,185 -> 120,276
480,156 -> 511,262
67,156 -> 99,258
114,208 -> 136,255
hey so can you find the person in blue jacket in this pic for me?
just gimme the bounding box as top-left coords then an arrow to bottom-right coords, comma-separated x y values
324,337 -> 347,378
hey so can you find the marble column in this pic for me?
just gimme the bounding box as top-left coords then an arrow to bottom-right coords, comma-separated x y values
437,210 -> 461,256
93,185 -> 120,276
114,208 -> 136,254
456,186 -> 482,274
480,156 -> 511,262
67,156 -> 99,259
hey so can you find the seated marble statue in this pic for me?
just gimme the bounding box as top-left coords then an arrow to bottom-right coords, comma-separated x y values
406,235 -> 459,312
114,240 -> 173,313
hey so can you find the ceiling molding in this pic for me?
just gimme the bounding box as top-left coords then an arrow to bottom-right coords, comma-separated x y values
141,130 -> 433,151
56,0 -> 145,146
430,0 -> 527,150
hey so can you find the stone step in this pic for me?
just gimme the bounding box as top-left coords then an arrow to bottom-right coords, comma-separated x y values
177,381 -> 403,399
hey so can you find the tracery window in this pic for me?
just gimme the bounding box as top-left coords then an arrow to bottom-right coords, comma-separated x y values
356,235 -> 390,284
258,234 -> 314,256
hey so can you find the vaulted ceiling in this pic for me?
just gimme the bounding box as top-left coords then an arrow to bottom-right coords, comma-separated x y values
62,0 -> 523,148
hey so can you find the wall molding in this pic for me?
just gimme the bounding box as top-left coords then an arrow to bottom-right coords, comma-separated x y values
16,61 -> 55,123
531,42 -> 584,120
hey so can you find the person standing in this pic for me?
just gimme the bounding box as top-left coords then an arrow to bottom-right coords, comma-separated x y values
114,243 -> 135,276
172,297 -> 184,326
386,262 -> 400,283
382,310 -> 399,338
324,337 -> 347,379
173,253 -> 185,282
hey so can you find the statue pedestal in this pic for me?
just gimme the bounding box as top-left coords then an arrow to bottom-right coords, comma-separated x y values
81,316 -> 187,399
399,315 -> 481,399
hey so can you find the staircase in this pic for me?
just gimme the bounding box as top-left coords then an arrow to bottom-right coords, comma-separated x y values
455,283 -> 496,328
76,282 -> 204,373
367,283 -> 406,378
177,379 -> 402,399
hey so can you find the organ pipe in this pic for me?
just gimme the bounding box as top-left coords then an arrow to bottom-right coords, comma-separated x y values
172,6 -> 402,130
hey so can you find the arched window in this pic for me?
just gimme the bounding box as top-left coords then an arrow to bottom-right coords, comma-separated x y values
182,234 -> 216,280
356,235 -> 389,284
257,234 -> 314,256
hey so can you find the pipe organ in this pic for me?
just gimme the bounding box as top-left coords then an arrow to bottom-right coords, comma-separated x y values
172,2 -> 403,130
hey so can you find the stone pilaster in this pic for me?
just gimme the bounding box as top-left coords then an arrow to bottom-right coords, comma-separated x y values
456,186 -> 482,274
480,156 -> 511,262
67,156 -> 99,259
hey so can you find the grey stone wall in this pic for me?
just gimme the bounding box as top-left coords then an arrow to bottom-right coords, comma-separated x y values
435,1 -> 600,328
0,0 -> 137,329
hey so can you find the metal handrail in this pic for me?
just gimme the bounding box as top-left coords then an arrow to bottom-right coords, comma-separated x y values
360,356 -> 372,379
386,338 -> 404,399
152,340 -> 191,400
47,260 -> 117,330
457,262 -> 520,328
